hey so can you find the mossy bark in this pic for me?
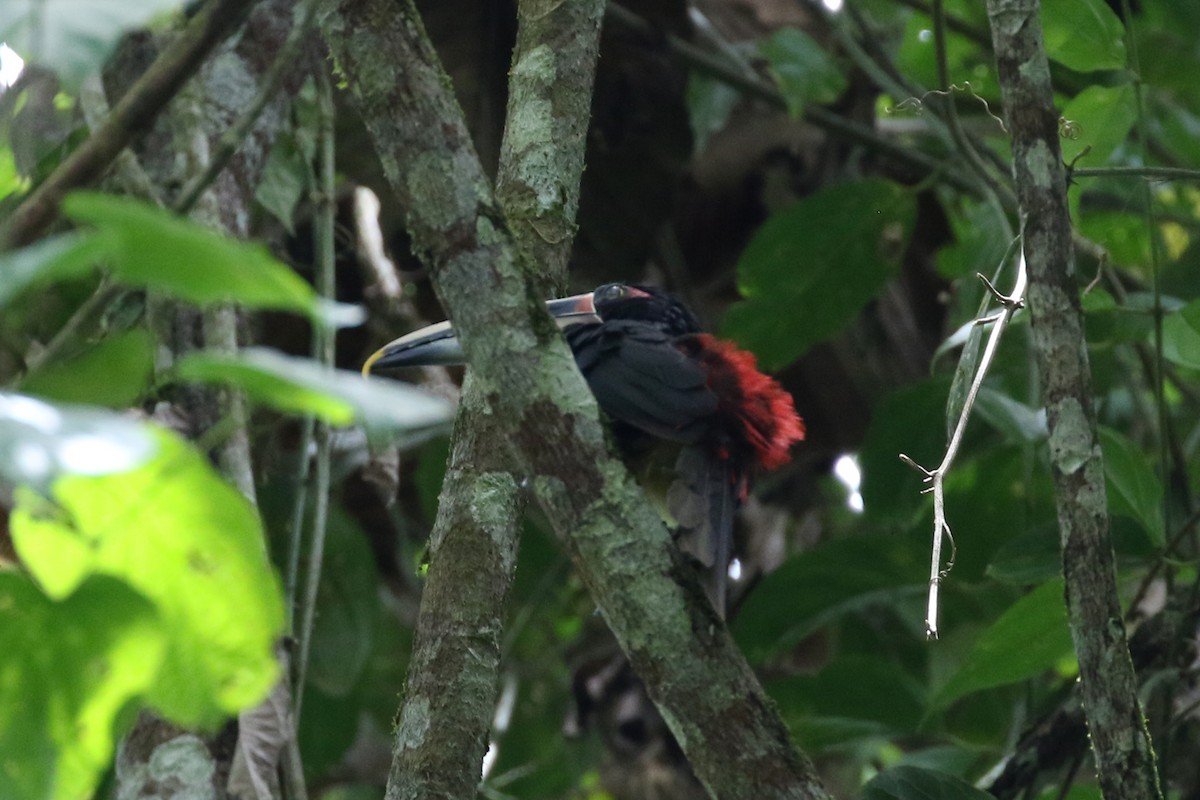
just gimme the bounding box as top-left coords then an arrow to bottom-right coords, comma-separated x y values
321,0 -> 830,797
985,1 -> 1162,798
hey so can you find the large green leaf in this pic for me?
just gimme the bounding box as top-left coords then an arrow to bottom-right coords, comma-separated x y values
1099,426 -> 1165,547
22,328 -> 154,408
1041,0 -> 1126,72
934,579 -> 1072,707
859,379 -> 949,524
759,28 -> 847,118
11,428 -> 285,728
0,0 -> 182,90
306,507 -> 378,697
0,574 -> 164,800
1162,298 -> 1200,370
733,534 -> 922,663
722,179 -> 916,369
61,193 -> 362,327
862,765 -> 996,800
175,347 -> 454,446
1060,85 -> 1136,167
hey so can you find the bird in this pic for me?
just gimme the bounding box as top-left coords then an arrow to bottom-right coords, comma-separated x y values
362,283 -> 805,613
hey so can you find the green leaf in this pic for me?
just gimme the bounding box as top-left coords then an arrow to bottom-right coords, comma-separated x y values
722,179 -> 916,369
934,579 -> 1072,707
0,392 -> 157,491
0,0 -> 182,90
1041,0 -> 1126,72
767,656 -> 924,735
733,534 -> 921,663
175,347 -> 454,446
687,72 -> 740,153
863,765 -> 996,800
986,527 -> 1062,585
22,328 -> 155,408
0,231 -> 105,307
759,28 -> 847,117
1099,426 -> 1165,547
859,379 -> 948,523
1162,298 -> 1200,370
0,143 -> 24,201
61,192 -> 363,327
11,429 -> 285,728
1060,85 -> 1136,167
0,573 -> 165,800
256,134 -> 310,235
306,508 -> 378,696
973,387 -> 1046,443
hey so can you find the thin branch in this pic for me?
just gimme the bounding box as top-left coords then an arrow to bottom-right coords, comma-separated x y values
291,66 -> 336,727
901,252 -> 1026,638
985,1 -> 1162,797
382,0 -> 603,796
1072,166 -> 1200,181
603,2 -> 981,197
322,1 -> 831,796
0,0 -> 260,249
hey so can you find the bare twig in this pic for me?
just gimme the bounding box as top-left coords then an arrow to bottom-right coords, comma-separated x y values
0,0 -> 260,249
901,251 -> 1027,638
291,66 -> 336,727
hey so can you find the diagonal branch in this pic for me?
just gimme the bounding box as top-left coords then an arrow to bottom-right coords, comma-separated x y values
984,1 -> 1162,798
378,1 -> 605,798
0,0 -> 260,249
321,0 -> 830,796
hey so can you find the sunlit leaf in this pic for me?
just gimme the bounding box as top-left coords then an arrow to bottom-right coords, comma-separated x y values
175,347 -> 453,446
759,28 -> 847,118
0,574 -> 164,800
1041,0 -> 1126,72
723,179 -> 916,369
934,579 -> 1071,707
1099,427 -> 1165,547
0,0 -> 182,90
61,193 -> 363,327
0,392 -> 157,491
863,765 -> 996,800
22,328 -> 155,408
11,429 -> 285,728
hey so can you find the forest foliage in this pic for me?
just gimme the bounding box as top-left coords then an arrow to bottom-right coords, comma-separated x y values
1,0 -> 1199,798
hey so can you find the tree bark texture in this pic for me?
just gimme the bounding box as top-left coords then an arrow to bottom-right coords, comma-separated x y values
382,2 -> 604,798
985,2 -> 1162,798
320,0 -> 831,797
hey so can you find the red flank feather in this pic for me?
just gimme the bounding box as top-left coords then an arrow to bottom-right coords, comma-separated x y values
689,334 -> 805,471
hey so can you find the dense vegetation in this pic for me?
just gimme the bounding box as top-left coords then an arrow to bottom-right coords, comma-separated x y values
1,0 -> 1198,798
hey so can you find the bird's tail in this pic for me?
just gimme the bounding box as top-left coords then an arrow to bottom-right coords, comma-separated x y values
667,446 -> 738,616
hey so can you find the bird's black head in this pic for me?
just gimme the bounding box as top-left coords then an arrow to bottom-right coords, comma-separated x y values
592,284 -> 703,336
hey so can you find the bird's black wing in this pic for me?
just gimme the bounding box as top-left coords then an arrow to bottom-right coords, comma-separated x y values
567,321 -> 718,444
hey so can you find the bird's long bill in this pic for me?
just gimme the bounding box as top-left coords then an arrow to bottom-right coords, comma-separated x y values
362,291 -> 600,375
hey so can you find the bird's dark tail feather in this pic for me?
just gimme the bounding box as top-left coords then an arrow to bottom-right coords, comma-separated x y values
668,446 -> 737,617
